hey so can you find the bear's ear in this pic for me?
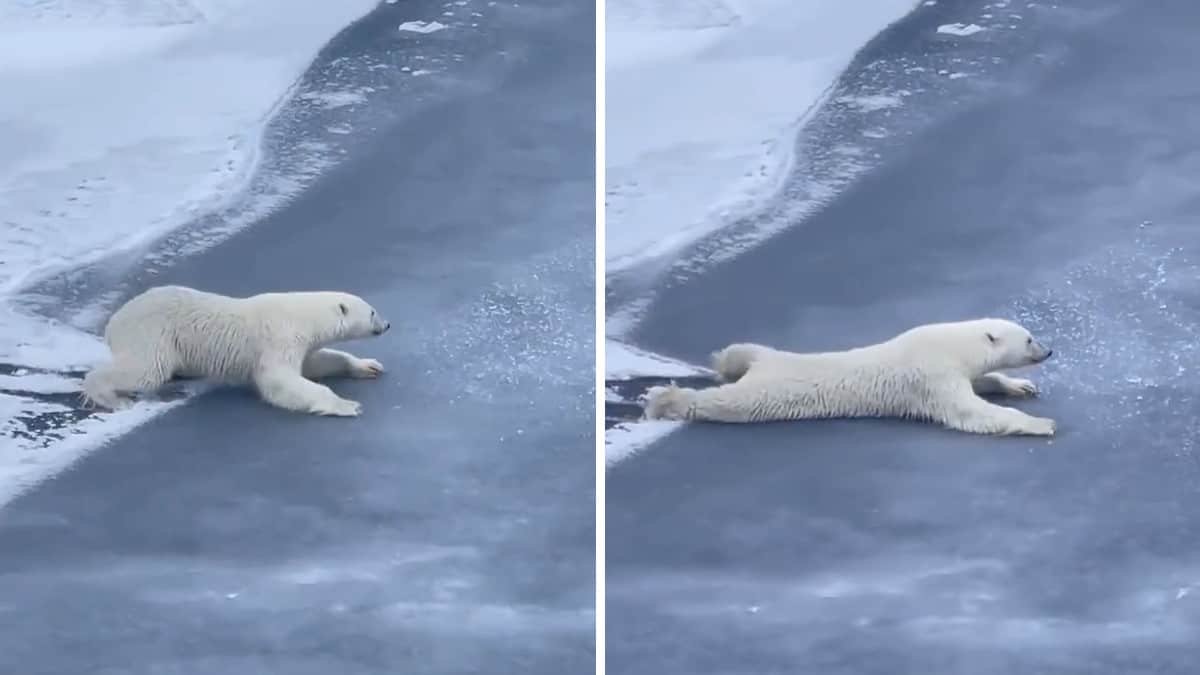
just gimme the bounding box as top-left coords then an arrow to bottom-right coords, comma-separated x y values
985,332 -> 997,344
338,302 -> 349,316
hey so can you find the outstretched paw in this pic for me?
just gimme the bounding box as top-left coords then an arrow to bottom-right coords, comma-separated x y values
1023,416 -> 1056,436
641,383 -> 694,421
350,358 -> 384,379
1005,377 -> 1039,398
315,397 -> 362,417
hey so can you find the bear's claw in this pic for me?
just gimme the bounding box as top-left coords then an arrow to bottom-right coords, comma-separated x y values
1009,377 -> 1039,398
351,358 -> 385,379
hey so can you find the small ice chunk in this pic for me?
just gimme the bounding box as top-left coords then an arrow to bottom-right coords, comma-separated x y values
937,23 -> 985,36
398,20 -> 448,33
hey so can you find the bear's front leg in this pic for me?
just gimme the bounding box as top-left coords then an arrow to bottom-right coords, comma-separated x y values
302,348 -> 384,380
254,364 -> 362,417
938,391 -> 1055,436
971,372 -> 1038,398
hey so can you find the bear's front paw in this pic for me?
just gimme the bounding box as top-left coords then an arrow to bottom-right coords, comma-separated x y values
350,358 -> 384,379
1023,416 -> 1056,436
315,397 -> 362,417
1006,377 -> 1039,398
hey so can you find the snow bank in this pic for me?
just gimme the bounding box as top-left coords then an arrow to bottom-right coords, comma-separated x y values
605,0 -> 920,275
0,0 -> 378,297
0,0 -> 377,506
604,0 -> 921,465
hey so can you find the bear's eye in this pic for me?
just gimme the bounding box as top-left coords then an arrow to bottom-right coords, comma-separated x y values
338,303 -> 348,315
1026,337 -> 1032,345
371,310 -> 375,317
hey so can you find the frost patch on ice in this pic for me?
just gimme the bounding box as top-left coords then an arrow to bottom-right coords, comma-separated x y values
298,88 -> 373,109
937,22 -> 986,36
835,93 -> 904,112
1011,231 -> 1200,455
399,20 -> 449,34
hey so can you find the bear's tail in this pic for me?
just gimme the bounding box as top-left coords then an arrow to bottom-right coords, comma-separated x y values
642,383 -> 697,421
710,343 -> 772,382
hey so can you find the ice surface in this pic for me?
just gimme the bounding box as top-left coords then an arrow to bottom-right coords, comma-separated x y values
604,0 -> 921,465
0,0 -> 377,505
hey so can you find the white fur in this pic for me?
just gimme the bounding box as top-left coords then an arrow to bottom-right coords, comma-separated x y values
81,285 -> 391,416
643,318 -> 1056,436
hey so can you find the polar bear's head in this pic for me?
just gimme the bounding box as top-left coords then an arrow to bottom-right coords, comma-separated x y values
976,318 -> 1052,372
907,318 -> 1052,376
332,293 -> 390,340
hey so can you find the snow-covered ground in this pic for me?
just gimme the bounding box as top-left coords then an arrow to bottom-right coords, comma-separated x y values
0,0 -> 378,505
604,0 -> 923,463
605,0 -> 921,276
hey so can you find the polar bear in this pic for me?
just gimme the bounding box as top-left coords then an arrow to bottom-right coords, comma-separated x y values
643,318 -> 1056,436
81,285 -> 391,417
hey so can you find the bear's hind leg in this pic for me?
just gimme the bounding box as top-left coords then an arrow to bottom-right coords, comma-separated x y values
972,372 -> 1038,398
254,364 -> 362,416
81,359 -> 172,411
302,348 -> 384,380
936,390 -> 1055,436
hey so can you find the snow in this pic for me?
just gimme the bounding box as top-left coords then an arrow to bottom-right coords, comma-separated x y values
0,0 -> 377,297
604,0 -> 923,465
0,371 -> 80,395
606,340 -> 711,380
604,0 -> 921,275
0,0 -> 378,507
0,395 -> 188,507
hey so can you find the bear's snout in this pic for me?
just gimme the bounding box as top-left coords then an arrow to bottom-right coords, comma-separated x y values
1030,343 -> 1052,363
373,320 -> 390,335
